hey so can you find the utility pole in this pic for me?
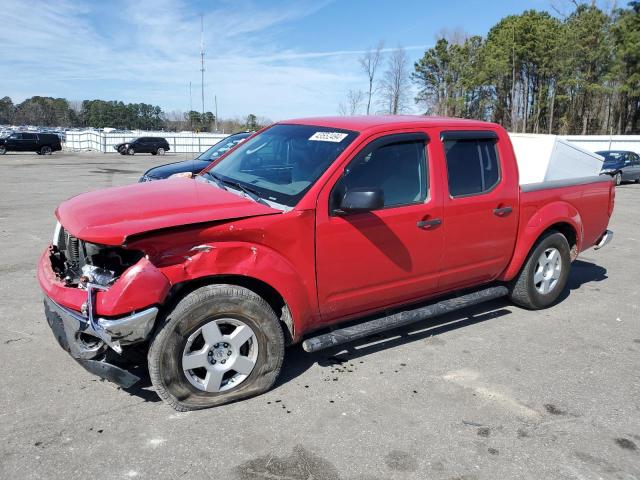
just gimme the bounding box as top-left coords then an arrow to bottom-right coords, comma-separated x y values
200,14 -> 205,118
214,95 -> 218,132
189,81 -> 193,129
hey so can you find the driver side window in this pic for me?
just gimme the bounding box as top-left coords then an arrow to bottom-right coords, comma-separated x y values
331,135 -> 428,213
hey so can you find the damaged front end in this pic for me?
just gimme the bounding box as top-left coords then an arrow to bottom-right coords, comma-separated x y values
41,223 -> 170,387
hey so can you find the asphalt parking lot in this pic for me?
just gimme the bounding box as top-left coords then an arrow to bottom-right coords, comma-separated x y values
0,151 -> 639,480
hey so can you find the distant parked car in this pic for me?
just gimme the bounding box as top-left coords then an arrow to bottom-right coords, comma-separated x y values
597,150 -> 640,185
0,132 -> 62,155
139,132 -> 251,181
115,137 -> 170,156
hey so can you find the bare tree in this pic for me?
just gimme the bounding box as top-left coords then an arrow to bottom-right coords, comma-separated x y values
380,47 -> 411,115
435,26 -> 469,46
358,41 -> 384,115
338,89 -> 365,115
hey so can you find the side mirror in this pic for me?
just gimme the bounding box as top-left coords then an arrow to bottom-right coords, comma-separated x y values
335,187 -> 384,214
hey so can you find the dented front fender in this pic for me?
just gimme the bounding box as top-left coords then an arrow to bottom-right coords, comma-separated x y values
159,241 -> 315,342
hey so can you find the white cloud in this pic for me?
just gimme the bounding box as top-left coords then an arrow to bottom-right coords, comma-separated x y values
1,0 -> 421,119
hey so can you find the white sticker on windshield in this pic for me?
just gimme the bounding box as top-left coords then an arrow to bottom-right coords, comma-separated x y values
309,131 -> 349,142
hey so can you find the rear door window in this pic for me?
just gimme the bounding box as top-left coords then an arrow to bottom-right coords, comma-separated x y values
442,134 -> 500,197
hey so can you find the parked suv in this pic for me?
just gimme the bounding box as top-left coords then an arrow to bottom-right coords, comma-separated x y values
597,150 -> 640,185
139,132 -> 251,181
114,137 -> 170,156
0,132 -> 62,155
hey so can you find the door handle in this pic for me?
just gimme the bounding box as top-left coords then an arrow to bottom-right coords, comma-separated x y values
417,218 -> 441,229
493,206 -> 513,216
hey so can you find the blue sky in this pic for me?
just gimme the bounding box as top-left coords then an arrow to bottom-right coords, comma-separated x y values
2,0 -> 556,120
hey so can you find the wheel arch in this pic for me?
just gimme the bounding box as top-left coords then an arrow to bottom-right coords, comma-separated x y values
500,201 -> 582,282
164,273 -> 297,345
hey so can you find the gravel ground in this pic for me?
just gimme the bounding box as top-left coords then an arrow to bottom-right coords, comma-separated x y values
0,151 -> 638,480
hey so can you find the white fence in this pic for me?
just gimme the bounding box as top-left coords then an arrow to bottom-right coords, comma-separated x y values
64,130 -> 229,154
63,129 -> 640,156
560,135 -> 640,154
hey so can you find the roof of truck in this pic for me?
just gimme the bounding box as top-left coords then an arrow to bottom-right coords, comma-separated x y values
281,115 -> 498,132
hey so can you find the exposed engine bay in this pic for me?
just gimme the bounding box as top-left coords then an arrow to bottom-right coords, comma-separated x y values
50,223 -> 144,289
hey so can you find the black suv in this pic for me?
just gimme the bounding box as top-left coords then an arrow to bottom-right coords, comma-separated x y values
0,132 -> 62,155
115,137 -> 170,156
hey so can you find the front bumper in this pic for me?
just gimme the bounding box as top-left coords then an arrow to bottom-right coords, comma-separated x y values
44,295 -> 158,358
44,294 -> 158,387
38,245 -> 170,387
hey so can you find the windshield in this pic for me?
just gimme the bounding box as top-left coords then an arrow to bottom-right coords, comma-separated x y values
597,151 -> 624,165
203,124 -> 358,207
197,133 -> 250,161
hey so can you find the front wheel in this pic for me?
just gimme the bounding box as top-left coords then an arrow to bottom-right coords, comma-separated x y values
40,146 -> 52,155
509,230 -> 571,310
148,284 -> 285,411
156,147 -> 165,155
0,146 -> 6,155
614,172 -> 622,186
127,147 -> 135,155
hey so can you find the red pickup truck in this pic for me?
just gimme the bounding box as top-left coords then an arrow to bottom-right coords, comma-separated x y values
38,116 -> 614,410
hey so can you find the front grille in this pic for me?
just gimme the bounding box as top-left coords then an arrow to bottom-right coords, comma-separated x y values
67,234 -> 80,266
57,226 -> 82,267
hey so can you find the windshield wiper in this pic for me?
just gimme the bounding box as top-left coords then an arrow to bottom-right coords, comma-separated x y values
204,171 -> 269,206
223,179 -> 270,206
204,171 -> 228,191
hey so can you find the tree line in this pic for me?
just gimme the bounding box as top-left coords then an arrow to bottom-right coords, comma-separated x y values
0,96 -> 268,132
344,1 -> 640,135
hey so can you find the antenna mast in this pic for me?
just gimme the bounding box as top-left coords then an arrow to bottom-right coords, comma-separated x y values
200,14 -> 205,118
189,82 -> 193,128
214,95 -> 218,132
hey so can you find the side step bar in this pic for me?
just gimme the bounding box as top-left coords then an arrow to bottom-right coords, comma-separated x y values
302,286 -> 508,353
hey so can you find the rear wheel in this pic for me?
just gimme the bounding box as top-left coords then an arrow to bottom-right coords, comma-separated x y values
148,284 -> 285,411
40,146 -> 52,155
509,230 -> 571,310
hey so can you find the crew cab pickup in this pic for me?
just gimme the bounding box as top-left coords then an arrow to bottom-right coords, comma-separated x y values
38,116 -> 615,411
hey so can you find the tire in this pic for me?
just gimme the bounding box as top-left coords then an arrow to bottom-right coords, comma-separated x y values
0,146 -> 5,155
40,146 -> 52,155
614,172 -> 622,186
508,230 -> 571,310
127,147 -> 135,155
148,284 -> 285,411
156,147 -> 165,156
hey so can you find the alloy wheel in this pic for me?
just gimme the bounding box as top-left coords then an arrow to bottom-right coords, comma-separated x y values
182,317 -> 258,393
533,247 -> 562,294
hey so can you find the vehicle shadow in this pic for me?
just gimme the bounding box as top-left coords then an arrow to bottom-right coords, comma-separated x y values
120,259 -> 608,401
276,259 -> 609,389
120,365 -> 162,403
557,258 -> 608,303
275,298 -> 513,389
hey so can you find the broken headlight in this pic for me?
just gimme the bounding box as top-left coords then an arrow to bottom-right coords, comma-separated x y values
51,223 -> 144,288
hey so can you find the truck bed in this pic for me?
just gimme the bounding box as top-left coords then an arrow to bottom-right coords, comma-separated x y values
519,175 -> 613,253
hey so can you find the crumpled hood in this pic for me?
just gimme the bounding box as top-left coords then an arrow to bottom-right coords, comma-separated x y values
56,178 -> 280,245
